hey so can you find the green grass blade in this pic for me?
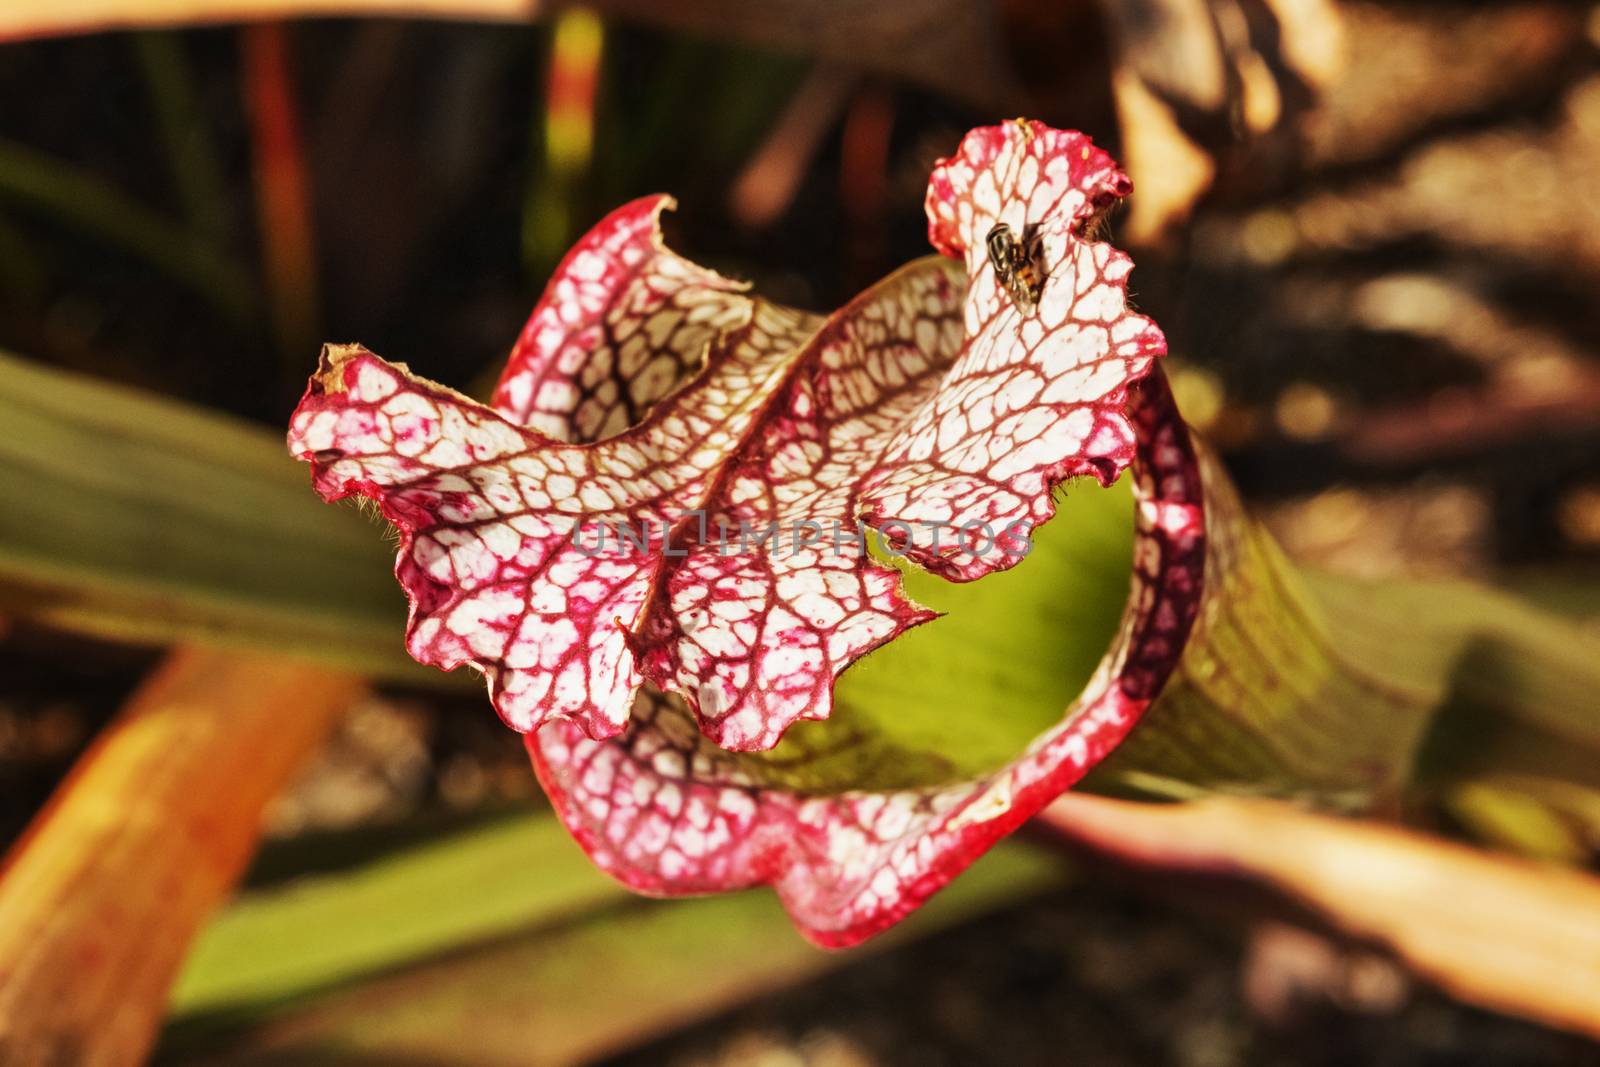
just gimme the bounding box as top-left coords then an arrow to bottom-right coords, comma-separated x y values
0,349 -> 443,683
160,814 -> 1062,1064
0,137 -> 252,324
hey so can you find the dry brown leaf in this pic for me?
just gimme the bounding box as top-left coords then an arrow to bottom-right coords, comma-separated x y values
1036,793 -> 1600,1040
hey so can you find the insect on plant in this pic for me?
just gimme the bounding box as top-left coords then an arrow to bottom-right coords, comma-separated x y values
985,221 -> 1043,314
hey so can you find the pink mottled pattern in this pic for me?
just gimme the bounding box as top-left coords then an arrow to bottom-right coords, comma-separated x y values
531,374 -> 1205,946
868,120 -> 1167,580
291,119 -> 1208,945
632,260 -> 965,749
289,124 -> 1164,752
289,301 -> 813,739
494,194 -> 749,441
290,257 -> 968,751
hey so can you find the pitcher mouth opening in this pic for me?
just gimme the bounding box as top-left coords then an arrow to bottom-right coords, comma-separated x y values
527,367 -> 1206,947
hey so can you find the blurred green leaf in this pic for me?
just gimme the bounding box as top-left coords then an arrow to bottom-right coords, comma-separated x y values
160,817 -> 1063,1064
132,30 -> 231,244
168,811 -> 625,1023
0,350 -> 444,683
0,138 -> 253,325
0,210 -> 47,303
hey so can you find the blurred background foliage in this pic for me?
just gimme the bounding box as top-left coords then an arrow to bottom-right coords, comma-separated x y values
1,1 -> 1600,1064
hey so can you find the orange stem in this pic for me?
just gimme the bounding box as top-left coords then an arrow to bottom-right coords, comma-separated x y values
0,647 -> 361,1064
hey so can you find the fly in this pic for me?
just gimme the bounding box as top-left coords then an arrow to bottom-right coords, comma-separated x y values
985,222 -> 1043,314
